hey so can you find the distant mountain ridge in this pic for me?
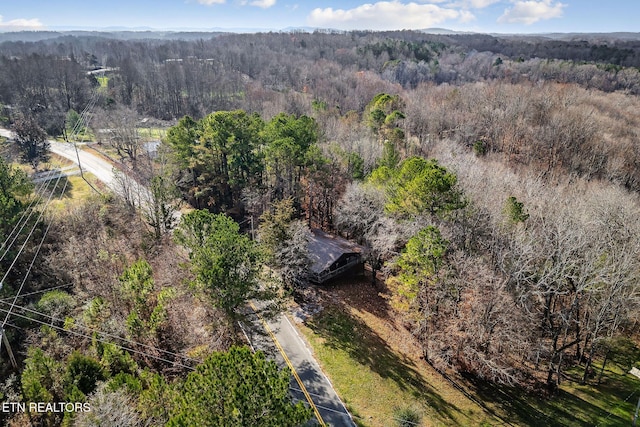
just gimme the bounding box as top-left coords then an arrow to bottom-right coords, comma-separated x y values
2,27 -> 637,43
1,29 -> 639,68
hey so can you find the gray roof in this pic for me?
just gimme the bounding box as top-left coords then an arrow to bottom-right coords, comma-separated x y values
307,229 -> 362,274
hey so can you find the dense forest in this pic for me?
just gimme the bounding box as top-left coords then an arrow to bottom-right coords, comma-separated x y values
0,29 -> 639,426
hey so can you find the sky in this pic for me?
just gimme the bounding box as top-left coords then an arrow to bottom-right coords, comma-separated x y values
0,0 -> 637,34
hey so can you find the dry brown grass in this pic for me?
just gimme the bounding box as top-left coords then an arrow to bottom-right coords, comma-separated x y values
296,274 -> 502,426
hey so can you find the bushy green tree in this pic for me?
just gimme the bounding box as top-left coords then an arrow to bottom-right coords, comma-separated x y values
118,259 -> 175,339
366,93 -> 405,146
258,198 -> 297,262
35,290 -> 76,320
64,352 -> 106,398
165,115 -> 200,171
263,113 -> 318,203
258,198 -> 311,290
504,195 -> 529,224
370,157 -> 465,218
96,342 -> 138,377
165,111 -> 264,212
388,226 -> 448,315
20,347 -> 66,426
65,109 -> 84,137
175,210 -> 261,318
167,346 -> 311,427
198,110 -> 264,210
21,347 -> 64,403
138,371 -> 176,425
0,156 -> 32,242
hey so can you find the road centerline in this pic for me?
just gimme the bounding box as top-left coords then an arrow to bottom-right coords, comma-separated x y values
249,301 -> 326,427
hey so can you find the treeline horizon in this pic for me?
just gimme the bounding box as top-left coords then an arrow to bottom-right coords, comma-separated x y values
1,29 -> 639,119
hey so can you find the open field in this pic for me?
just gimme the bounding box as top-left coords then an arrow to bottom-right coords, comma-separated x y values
39,171 -> 102,215
137,127 -> 167,140
96,75 -> 109,90
296,277 -> 501,427
296,277 -> 640,427
29,153 -> 104,213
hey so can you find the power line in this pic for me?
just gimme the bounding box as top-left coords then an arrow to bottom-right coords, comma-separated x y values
0,172 -> 64,291
0,203 -> 39,263
0,174 -> 52,263
0,300 -> 201,367
67,85 -> 100,142
1,179 -> 66,330
0,127 -> 95,263
0,170 -> 61,263
0,306 -> 197,371
0,177 -> 49,257
596,384 -> 640,427
0,171 -> 197,368
65,82 -> 102,194
0,283 -> 73,303
4,307 -> 349,423
0,174 -> 67,364
4,294 -> 350,420
0,128 -> 71,263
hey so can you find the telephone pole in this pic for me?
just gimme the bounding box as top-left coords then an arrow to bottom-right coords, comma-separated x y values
0,328 -> 17,368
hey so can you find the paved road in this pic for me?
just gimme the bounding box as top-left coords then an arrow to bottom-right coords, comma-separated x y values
1,129 -> 152,208
1,129 -> 117,188
2,127 -> 354,426
244,303 -> 356,427
48,140 -> 117,188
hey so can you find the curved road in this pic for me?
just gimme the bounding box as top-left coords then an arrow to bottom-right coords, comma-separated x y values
48,140 -> 116,188
1,127 -> 355,426
1,129 -> 153,211
0,129 -> 117,188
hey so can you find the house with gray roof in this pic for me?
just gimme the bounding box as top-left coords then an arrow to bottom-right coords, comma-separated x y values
307,229 -> 364,284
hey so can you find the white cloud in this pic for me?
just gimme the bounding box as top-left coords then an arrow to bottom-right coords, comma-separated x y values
458,9 -> 476,22
238,0 -> 276,8
250,0 -> 276,8
498,0 -> 565,25
467,0 -> 501,7
445,0 -> 501,9
0,15 -> 44,31
307,1 -> 473,31
197,0 -> 226,5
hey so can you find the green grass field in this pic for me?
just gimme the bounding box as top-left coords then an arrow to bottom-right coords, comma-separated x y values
97,75 -> 109,90
40,172 -> 102,214
137,127 -> 167,140
296,285 -> 640,427
298,306 -> 500,426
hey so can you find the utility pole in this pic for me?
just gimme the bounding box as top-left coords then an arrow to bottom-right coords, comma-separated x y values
238,217 -> 255,240
64,82 -> 102,195
73,137 -> 85,179
65,126 -> 102,195
0,328 -> 17,368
